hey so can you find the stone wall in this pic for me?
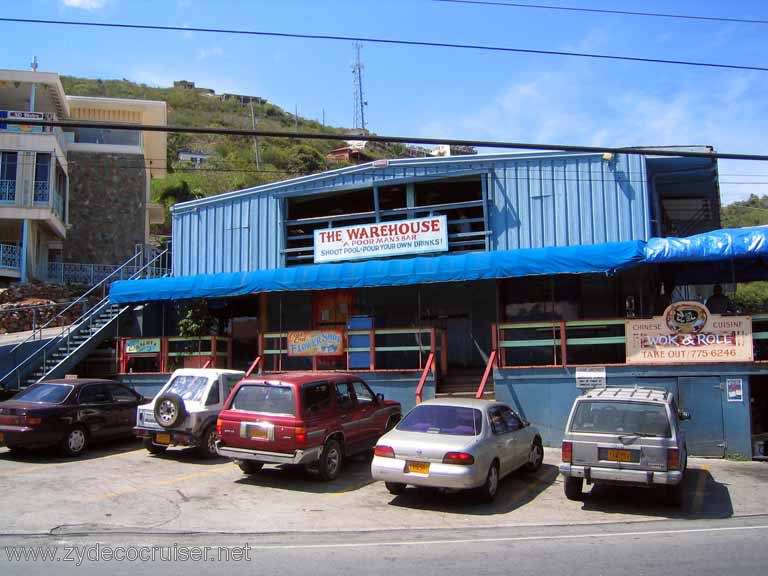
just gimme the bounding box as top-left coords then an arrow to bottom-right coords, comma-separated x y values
65,151 -> 146,265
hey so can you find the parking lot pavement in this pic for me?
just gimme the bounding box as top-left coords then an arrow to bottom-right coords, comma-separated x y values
0,444 -> 766,535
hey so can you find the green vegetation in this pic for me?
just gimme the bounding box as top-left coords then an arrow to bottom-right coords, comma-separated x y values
60,75 -> 356,222
720,195 -> 768,312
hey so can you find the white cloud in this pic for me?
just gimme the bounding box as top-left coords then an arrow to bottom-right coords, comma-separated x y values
61,0 -> 106,10
420,66 -> 768,205
197,46 -> 223,60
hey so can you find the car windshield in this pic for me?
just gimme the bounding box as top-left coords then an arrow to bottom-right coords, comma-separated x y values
165,375 -> 210,403
397,405 -> 483,436
13,383 -> 73,404
570,401 -> 672,438
230,384 -> 296,415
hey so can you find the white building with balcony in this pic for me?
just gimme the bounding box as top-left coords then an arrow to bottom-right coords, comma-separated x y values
0,68 -> 167,284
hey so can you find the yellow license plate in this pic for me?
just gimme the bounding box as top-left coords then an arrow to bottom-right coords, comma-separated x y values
406,461 -> 430,474
155,433 -> 171,445
606,449 -> 632,462
249,427 -> 268,440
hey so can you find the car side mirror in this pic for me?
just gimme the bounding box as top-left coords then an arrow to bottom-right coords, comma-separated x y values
678,410 -> 691,421
376,393 -> 385,403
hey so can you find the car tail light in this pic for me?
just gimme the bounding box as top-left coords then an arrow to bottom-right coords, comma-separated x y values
216,418 -> 223,435
667,448 -> 680,470
20,414 -> 42,426
443,452 -> 475,465
562,441 -> 573,463
294,426 -> 307,446
374,445 -> 395,458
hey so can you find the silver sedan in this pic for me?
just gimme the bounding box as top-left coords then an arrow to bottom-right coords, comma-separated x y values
371,398 -> 543,501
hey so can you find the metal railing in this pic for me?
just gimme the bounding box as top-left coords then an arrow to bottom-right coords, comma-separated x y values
0,243 -> 21,270
0,179 -> 16,203
33,181 -> 49,205
495,319 -> 627,368
258,327 -> 447,374
0,247 -> 170,389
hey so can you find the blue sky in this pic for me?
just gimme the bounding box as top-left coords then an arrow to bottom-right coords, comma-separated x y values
3,0 -> 768,204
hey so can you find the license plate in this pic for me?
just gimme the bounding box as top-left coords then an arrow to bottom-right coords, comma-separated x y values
249,427 -> 268,440
406,461 -> 430,474
155,433 -> 171,445
606,449 -> 633,462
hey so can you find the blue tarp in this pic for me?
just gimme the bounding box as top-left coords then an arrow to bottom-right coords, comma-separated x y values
109,227 -> 768,304
110,241 -> 646,304
644,226 -> 768,263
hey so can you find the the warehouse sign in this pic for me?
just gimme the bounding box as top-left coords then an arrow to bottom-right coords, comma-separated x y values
313,215 -> 448,263
625,302 -> 753,364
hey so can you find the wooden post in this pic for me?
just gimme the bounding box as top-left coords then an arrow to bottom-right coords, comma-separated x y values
369,328 -> 376,371
211,336 -> 217,368
560,320 -> 568,366
440,329 -> 448,376
491,323 -> 498,368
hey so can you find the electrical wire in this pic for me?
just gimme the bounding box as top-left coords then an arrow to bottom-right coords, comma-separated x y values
0,16 -> 766,72
3,117 -> 768,161
432,0 -> 768,26
5,158 -> 768,185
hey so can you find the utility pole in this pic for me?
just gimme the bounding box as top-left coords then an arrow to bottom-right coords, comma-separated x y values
294,104 -> 299,132
249,101 -> 260,169
352,42 -> 367,132
322,108 -> 325,128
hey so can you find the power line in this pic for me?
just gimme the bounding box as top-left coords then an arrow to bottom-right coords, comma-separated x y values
433,0 -> 768,26
4,116 -> 768,161
1,16 -> 766,72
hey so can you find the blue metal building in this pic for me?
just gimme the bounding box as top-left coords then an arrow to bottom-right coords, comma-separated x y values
108,149 -> 768,459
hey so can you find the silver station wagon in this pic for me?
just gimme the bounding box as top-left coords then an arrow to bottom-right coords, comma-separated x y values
371,398 -> 543,501
559,387 -> 689,504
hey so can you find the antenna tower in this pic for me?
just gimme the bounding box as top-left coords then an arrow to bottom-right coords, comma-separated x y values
352,42 -> 367,131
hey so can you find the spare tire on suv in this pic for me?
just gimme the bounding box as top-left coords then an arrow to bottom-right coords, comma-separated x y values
154,392 -> 187,428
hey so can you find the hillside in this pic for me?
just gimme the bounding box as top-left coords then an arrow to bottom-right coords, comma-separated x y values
60,76 -> 362,221
720,194 -> 768,312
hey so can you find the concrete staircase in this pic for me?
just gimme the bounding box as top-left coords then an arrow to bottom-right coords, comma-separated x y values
436,367 -> 493,398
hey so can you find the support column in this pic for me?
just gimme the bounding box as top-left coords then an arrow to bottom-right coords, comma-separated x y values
20,219 -> 29,283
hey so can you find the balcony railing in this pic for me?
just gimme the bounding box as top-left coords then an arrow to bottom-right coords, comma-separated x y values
33,181 -> 50,205
0,243 -> 21,270
0,179 -> 15,203
45,260 -> 171,287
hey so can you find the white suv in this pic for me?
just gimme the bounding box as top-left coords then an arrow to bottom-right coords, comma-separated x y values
134,369 -> 245,458
559,387 -> 689,505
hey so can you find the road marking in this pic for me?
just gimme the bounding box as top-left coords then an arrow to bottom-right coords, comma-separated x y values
92,464 -> 235,502
246,523 -> 768,550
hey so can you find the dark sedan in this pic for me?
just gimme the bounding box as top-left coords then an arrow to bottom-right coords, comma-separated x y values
0,379 -> 144,456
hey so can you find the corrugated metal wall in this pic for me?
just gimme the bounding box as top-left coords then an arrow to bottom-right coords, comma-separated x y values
173,193 -> 282,276
489,154 -> 649,250
171,153 -> 650,277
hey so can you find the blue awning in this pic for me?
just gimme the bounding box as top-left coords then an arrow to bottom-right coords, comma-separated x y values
644,226 -> 768,263
110,241 -> 645,304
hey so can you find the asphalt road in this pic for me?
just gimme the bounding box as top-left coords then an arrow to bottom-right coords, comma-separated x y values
1,516 -> 766,575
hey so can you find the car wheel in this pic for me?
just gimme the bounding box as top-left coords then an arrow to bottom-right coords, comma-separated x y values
238,460 -> 264,474
197,425 -> 218,459
524,438 -> 544,473
318,438 -> 343,481
60,426 -> 88,457
154,393 -> 187,429
564,476 -> 583,500
143,438 -> 167,455
477,462 -> 500,502
385,482 -> 407,495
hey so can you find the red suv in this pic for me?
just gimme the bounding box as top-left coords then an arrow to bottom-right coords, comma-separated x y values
216,373 -> 401,481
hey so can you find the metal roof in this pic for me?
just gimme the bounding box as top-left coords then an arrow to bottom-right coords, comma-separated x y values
171,150 -> 602,213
